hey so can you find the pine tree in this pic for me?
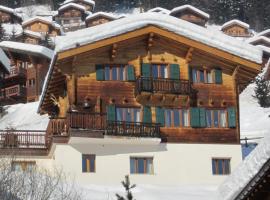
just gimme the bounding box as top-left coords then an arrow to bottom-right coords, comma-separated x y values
116,175 -> 136,200
253,75 -> 270,108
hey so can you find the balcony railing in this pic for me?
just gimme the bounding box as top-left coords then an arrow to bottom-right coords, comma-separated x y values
5,67 -> 26,79
46,112 -> 161,139
136,77 -> 193,95
106,121 -> 161,138
1,85 -> 26,99
0,130 -> 49,149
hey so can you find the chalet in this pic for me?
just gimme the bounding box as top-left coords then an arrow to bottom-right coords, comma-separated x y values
0,5 -> 22,24
147,7 -> 170,15
0,48 -> 10,100
221,19 -> 252,37
169,5 -> 209,26
248,36 -> 270,48
15,30 -> 44,45
53,3 -> 88,32
22,17 -> 62,37
85,12 -> 117,27
0,12 -> 252,186
0,41 -> 53,104
60,0 -> 95,12
256,29 -> 270,38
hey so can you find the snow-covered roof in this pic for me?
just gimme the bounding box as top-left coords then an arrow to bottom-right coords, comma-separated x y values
170,5 -> 210,19
0,41 -> 54,59
20,30 -> 44,39
218,133 -> 270,200
58,3 -> 86,12
0,48 -> 10,73
0,5 -> 22,19
22,16 -> 61,29
147,7 -> 170,15
256,29 -> 270,37
247,36 -> 270,45
221,19 -> 250,30
54,12 -> 262,64
61,0 -> 95,7
85,12 -> 117,21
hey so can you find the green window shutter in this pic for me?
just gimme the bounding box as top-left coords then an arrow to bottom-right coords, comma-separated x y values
199,108 -> 206,127
143,106 -> 152,123
141,63 -> 151,77
106,105 -> 116,121
228,107 -> 236,128
127,65 -> 135,81
170,64 -> 180,79
188,66 -> 193,82
215,69 -> 222,84
155,107 -> 165,126
96,64 -> 104,81
190,107 -> 200,128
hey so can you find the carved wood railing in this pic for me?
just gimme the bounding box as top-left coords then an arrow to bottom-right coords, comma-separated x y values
1,85 -> 26,98
5,67 -> 27,79
135,77 -> 193,95
0,130 -> 48,149
106,121 -> 161,138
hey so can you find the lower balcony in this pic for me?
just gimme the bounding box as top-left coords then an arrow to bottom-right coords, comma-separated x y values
0,85 -> 26,100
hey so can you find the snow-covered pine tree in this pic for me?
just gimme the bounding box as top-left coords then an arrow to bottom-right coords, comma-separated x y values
253,75 -> 270,108
116,175 -> 136,200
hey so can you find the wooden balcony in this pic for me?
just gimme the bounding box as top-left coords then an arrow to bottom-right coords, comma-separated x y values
5,67 -> 26,79
106,121 -> 161,138
0,85 -> 26,99
135,77 -> 193,95
46,112 -> 161,139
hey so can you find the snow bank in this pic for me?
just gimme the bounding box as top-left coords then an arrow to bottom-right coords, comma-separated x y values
82,184 -> 218,200
218,132 -> 270,199
0,41 -> 54,59
54,12 -> 262,64
0,102 -> 49,130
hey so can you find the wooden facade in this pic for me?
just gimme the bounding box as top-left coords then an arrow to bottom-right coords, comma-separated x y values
40,25 -> 262,144
0,6 -> 22,24
222,23 -> 251,37
0,49 -> 50,104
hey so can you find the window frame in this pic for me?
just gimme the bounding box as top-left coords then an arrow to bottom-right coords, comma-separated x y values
103,64 -> 128,81
130,157 -> 154,175
191,67 -> 214,84
150,63 -> 169,79
212,158 -> 231,175
116,107 -> 141,123
206,109 -> 228,128
82,154 -> 96,173
164,108 -> 190,128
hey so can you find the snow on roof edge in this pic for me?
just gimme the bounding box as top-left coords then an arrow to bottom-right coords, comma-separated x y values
170,5 -> 210,19
0,48 -> 10,73
218,133 -> 270,200
61,0 -> 95,7
147,7 -> 170,14
55,12 -> 262,64
257,29 -> 270,37
247,36 -> 270,44
85,12 -> 117,21
58,3 -> 86,12
221,19 -> 250,30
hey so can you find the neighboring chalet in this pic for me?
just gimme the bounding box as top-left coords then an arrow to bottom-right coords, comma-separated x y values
60,0 -> 95,12
22,17 -> 62,37
169,5 -> 209,26
147,7 -> 170,15
0,48 -> 10,101
0,41 -> 53,104
15,30 -> 44,45
53,3 -> 89,32
248,36 -> 270,48
256,29 -> 270,38
221,20 -> 252,38
85,12 -> 117,27
0,5 -> 22,24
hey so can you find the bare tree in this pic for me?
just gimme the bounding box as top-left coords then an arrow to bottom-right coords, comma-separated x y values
0,157 -> 83,200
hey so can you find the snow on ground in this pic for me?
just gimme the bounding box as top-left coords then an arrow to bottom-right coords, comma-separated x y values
0,101 -> 49,130
239,83 -> 270,140
82,184 -> 218,200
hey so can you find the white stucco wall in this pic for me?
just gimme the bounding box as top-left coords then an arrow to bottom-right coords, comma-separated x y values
38,137 -> 242,186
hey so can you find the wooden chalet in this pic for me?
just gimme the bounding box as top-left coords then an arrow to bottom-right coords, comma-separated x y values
53,3 -> 88,32
85,12 -> 117,27
221,20 -> 252,37
15,30 -> 44,45
256,29 -> 270,39
0,5 -> 22,24
169,5 -> 209,27
22,17 -> 61,37
38,13 -> 263,146
60,0 -> 95,12
0,41 -> 53,104
248,36 -> 270,48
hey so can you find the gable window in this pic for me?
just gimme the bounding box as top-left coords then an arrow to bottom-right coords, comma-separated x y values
212,158 -> 231,175
192,68 -> 213,83
151,64 -> 168,78
206,110 -> 227,128
96,64 -> 135,81
164,109 -> 189,127
130,157 -> 154,174
11,161 -> 36,171
82,154 -> 96,173
116,107 -> 141,122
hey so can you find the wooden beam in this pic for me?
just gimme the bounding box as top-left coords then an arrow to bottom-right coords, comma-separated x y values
111,43 -> 118,60
147,32 -> 154,49
185,47 -> 194,63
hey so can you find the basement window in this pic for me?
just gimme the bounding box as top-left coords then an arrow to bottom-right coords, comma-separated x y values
11,161 -> 36,171
82,154 -> 96,173
212,158 -> 231,175
130,157 -> 154,174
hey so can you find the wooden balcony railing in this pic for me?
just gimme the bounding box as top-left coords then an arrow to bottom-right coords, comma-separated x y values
2,85 -> 26,98
136,77 -> 193,95
46,117 -> 68,136
5,67 -> 26,79
106,121 -> 161,138
0,130 -> 49,149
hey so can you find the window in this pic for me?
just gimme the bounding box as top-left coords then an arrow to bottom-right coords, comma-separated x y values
116,107 -> 141,122
151,64 -> 168,78
82,154 -> 96,173
130,157 -> 153,174
164,109 -> 189,127
103,65 -> 128,81
11,161 -> 36,171
192,68 -> 213,83
212,158 -> 231,175
28,79 -> 35,87
206,110 -> 227,128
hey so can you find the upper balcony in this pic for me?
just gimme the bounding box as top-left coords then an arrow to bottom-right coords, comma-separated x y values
0,85 -> 26,100
5,66 -> 26,80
